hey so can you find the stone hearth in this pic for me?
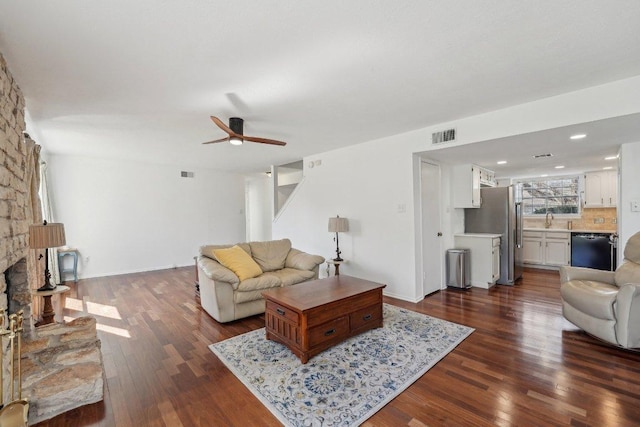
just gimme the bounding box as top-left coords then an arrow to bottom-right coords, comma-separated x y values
1,51 -> 105,424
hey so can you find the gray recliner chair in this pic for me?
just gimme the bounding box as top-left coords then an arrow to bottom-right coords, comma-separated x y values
560,231 -> 640,349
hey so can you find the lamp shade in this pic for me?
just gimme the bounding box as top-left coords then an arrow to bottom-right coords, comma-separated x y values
328,216 -> 349,233
29,222 -> 66,249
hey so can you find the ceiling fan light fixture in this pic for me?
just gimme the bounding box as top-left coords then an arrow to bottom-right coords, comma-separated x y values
229,136 -> 243,146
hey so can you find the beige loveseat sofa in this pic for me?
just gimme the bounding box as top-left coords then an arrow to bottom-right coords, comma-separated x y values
560,231 -> 640,349
197,239 -> 325,323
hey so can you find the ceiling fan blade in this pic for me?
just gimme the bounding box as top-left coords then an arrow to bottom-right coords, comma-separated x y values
202,136 -> 229,144
242,135 -> 287,146
210,116 -> 233,135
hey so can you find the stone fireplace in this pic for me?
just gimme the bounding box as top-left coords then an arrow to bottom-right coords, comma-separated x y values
1,52 -> 104,424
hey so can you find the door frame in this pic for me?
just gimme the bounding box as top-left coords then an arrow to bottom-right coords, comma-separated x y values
413,155 -> 444,300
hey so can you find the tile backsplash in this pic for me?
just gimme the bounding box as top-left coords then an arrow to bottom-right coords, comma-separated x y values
524,207 -> 617,231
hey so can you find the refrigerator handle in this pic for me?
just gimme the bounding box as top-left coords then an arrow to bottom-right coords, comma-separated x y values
515,202 -> 523,248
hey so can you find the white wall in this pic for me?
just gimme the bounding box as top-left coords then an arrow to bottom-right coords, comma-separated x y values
619,141 -> 640,255
46,154 -> 246,278
273,76 -> 640,302
273,134 -> 418,299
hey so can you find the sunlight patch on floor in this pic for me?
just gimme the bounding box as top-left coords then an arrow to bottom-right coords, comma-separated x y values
65,297 -> 84,311
86,301 -> 122,319
64,298 -> 123,320
64,316 -> 132,338
96,323 -> 131,338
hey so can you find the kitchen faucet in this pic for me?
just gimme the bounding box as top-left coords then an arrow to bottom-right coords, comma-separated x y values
545,211 -> 554,228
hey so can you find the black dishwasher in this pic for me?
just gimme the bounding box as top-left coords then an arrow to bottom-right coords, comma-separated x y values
570,233 -> 616,271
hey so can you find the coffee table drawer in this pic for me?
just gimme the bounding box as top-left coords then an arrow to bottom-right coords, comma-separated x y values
350,304 -> 382,331
307,290 -> 382,326
266,300 -> 299,325
308,316 -> 349,348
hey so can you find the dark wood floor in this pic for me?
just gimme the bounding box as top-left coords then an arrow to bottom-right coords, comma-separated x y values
34,267 -> 640,426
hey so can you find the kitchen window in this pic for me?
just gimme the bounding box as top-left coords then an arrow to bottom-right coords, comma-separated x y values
517,176 -> 580,216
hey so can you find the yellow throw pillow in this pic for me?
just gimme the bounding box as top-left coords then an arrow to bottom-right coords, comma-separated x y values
213,245 -> 263,281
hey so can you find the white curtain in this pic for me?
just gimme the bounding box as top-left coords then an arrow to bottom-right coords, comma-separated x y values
39,161 -> 62,285
24,136 -> 43,324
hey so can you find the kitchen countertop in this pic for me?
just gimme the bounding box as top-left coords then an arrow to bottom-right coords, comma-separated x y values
524,228 -> 617,234
454,233 -> 502,238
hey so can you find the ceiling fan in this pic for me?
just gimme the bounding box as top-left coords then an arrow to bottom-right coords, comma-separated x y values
202,116 -> 287,146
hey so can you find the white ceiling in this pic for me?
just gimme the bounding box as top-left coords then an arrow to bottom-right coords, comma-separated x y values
1,1 -> 640,174
422,113 -> 640,179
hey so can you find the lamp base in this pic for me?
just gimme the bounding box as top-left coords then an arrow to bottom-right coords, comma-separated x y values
37,283 -> 57,292
333,257 -> 344,262
37,266 -> 57,291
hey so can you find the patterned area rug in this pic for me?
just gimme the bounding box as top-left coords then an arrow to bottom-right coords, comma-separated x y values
209,304 -> 474,426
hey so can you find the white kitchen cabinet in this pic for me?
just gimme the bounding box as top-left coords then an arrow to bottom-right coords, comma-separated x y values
454,234 -> 501,288
523,230 -> 570,268
453,165 -> 481,208
523,231 -> 544,264
584,170 -> 617,208
452,164 -> 496,208
544,232 -> 571,266
491,237 -> 501,283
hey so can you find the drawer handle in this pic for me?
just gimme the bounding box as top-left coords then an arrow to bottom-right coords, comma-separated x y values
276,308 -> 285,316
324,328 -> 336,336
363,314 -> 372,321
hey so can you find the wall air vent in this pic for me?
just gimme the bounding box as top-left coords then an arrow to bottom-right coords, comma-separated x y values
532,153 -> 554,159
180,171 -> 195,178
431,128 -> 456,144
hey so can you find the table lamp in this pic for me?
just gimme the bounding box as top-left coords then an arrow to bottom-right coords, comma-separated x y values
29,221 -> 66,291
328,215 -> 349,261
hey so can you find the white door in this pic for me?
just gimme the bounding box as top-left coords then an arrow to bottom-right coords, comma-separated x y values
421,161 -> 442,296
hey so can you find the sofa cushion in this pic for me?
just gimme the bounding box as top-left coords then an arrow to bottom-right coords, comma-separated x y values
198,256 -> 240,286
201,243 -> 252,261
560,280 -> 618,320
235,289 -> 270,304
250,239 -> 292,272
262,268 -> 316,287
213,245 -> 263,281
615,260 -> 640,287
237,274 -> 281,292
285,248 -> 325,271
624,232 -> 640,264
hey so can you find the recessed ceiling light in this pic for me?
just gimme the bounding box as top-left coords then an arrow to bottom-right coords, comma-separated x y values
497,160 -> 507,165
570,134 -> 587,140
605,155 -> 618,160
555,165 -> 565,169
541,174 -> 549,177
603,166 -> 613,170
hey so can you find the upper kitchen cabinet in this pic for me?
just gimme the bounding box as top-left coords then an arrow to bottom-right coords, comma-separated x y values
452,164 -> 497,208
584,170 -> 617,208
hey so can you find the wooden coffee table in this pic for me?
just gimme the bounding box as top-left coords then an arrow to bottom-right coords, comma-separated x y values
261,275 -> 386,363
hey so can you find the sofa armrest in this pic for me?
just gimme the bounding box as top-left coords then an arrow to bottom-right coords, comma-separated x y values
285,248 -> 325,271
197,255 -> 240,288
615,283 -> 640,348
559,266 -> 616,285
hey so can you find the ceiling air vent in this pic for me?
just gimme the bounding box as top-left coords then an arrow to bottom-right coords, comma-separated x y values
180,171 -> 195,178
532,153 -> 553,159
432,128 -> 456,144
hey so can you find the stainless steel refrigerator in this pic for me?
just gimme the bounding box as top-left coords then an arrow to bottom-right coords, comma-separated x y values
464,185 -> 523,285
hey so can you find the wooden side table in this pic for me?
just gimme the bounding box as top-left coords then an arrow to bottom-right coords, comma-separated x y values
32,285 -> 70,326
326,259 -> 345,276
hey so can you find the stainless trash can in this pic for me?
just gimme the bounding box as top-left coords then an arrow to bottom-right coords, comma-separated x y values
446,248 -> 471,289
